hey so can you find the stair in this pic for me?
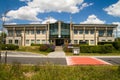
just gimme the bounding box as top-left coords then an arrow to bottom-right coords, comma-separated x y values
55,46 -> 63,51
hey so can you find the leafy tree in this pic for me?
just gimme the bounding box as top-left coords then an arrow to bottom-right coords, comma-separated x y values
0,32 -> 6,44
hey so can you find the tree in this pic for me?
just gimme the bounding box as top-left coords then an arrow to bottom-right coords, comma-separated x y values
0,32 -> 6,44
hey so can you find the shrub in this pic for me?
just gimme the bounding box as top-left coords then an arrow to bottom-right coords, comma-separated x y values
112,41 -> 120,50
31,43 -> 41,46
99,44 -> 114,53
39,44 -> 55,52
0,44 -> 19,50
98,42 -> 114,45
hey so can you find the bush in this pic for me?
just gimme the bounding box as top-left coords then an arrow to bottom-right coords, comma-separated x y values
0,44 -> 19,50
112,41 -> 120,50
39,44 -> 55,52
98,42 -> 114,45
31,43 -> 41,46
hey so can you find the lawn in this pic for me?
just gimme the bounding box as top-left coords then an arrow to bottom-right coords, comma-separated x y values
16,46 -> 49,55
0,63 -> 120,80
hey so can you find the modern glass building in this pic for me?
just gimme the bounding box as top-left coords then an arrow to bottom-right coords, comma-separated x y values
4,21 -> 117,46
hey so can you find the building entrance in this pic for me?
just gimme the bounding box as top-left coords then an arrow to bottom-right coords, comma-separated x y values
56,39 -> 64,46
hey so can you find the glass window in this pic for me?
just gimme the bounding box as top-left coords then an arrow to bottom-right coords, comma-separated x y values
9,40 -> 12,44
107,30 -> 112,37
42,40 -> 45,44
74,40 -> 78,44
74,30 -> 78,34
8,30 -> 13,36
42,30 -> 46,34
85,30 -> 89,34
90,40 -> 95,45
15,40 -> 18,44
90,30 -> 94,34
26,30 -> 29,34
36,30 -> 40,34
26,40 -> 29,44
31,39 -> 35,44
36,40 -> 40,44
99,30 -> 104,36
79,30 -> 83,34
31,30 -> 34,34
102,40 -> 106,42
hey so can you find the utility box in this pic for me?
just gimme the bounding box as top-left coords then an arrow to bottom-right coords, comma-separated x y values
73,47 -> 80,55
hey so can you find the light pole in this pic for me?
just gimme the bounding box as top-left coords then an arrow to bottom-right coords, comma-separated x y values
5,46 -> 7,64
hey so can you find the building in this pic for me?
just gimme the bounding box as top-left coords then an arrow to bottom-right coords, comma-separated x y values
4,21 -> 117,46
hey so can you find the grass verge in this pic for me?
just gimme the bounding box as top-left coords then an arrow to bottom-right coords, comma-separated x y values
0,63 -> 120,80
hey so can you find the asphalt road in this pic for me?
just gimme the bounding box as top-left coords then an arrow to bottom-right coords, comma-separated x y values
98,57 -> 120,65
0,56 -> 67,65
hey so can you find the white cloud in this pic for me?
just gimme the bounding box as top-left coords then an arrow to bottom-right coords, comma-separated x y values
80,3 -> 93,10
104,0 -> 120,17
112,22 -> 120,37
6,0 -> 93,21
5,23 -> 17,25
80,14 -> 105,24
41,17 -> 57,24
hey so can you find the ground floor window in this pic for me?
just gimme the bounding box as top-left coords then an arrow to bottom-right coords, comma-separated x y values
9,39 -> 12,44
15,40 -> 19,45
31,39 -> 35,44
74,40 -> 78,44
90,40 -> 95,45
26,40 -> 29,44
36,40 -> 40,44
42,40 -> 45,44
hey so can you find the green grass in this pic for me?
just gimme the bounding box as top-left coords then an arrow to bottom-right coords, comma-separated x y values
0,63 -> 120,80
16,46 -> 49,55
66,52 -> 120,56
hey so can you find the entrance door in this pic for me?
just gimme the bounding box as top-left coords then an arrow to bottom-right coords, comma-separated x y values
56,39 -> 64,46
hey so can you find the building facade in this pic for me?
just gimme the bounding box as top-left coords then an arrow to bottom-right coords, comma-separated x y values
4,21 -> 117,46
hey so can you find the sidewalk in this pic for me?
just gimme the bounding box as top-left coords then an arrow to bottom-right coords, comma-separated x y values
47,46 -> 66,57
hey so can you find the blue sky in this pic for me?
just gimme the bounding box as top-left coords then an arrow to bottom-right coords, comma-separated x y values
0,0 -> 120,36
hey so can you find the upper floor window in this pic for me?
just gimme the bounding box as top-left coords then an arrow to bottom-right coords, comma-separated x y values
85,30 -> 89,34
36,30 -> 40,34
79,30 -> 83,34
31,30 -> 34,34
74,30 -> 78,34
99,30 -> 104,36
107,30 -> 113,37
8,30 -> 13,36
90,30 -> 94,34
26,30 -> 30,34
42,30 -> 46,34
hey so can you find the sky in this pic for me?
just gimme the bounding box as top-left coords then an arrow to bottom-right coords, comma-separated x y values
0,0 -> 120,36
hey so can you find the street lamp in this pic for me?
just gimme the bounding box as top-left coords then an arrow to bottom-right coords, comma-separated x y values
5,46 -> 7,64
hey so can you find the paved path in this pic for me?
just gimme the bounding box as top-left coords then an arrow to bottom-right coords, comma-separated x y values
47,46 -> 65,57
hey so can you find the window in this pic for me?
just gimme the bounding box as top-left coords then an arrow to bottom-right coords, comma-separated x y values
102,40 -> 106,42
8,30 -> 13,36
26,30 -> 29,34
26,40 -> 29,44
108,40 -> 112,42
90,30 -> 94,34
31,30 -> 34,34
42,30 -> 46,34
79,30 -> 83,34
16,30 -> 21,36
74,40 -> 78,44
107,30 -> 113,37
85,40 -> 89,44
36,40 -> 40,44
85,30 -> 89,34
42,40 -> 45,44
90,40 -> 95,45
99,30 -> 104,36
15,40 -> 18,45
9,40 -> 12,44
31,39 -> 35,44
74,30 -> 78,34
36,30 -> 40,34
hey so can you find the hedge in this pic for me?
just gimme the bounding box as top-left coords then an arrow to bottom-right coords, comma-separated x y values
63,44 -> 114,53
0,44 -> 19,50
31,43 -> 41,46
